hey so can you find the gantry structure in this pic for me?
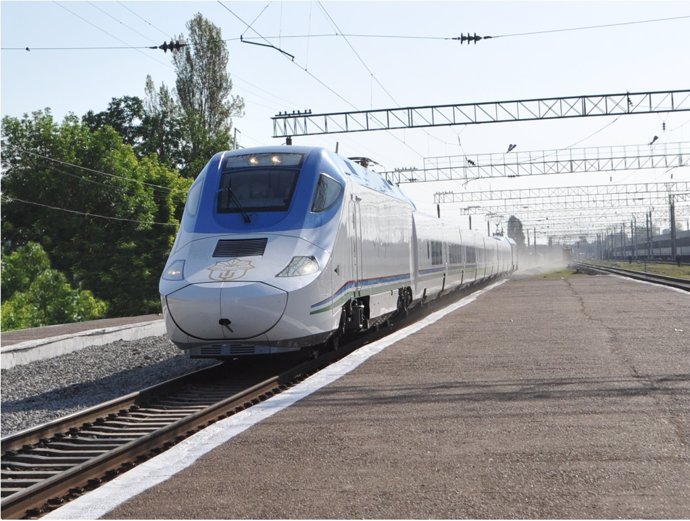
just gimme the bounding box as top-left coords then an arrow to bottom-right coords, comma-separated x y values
272,88 -> 690,248
436,183 -> 690,243
384,142 -> 689,184
435,181 -> 689,207
272,89 -> 690,137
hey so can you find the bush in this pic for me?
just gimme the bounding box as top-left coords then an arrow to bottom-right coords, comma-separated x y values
1,243 -> 108,331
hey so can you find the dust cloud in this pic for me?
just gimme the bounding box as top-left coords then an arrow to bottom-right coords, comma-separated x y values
511,247 -> 571,279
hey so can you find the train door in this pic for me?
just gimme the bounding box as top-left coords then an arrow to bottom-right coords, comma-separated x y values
349,193 -> 363,297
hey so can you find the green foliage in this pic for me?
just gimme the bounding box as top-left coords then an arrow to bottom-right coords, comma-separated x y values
0,12 -> 242,324
173,13 -> 244,136
1,241 -> 51,301
147,13 -> 244,177
1,111 -> 191,317
1,243 -> 108,331
82,96 -> 145,149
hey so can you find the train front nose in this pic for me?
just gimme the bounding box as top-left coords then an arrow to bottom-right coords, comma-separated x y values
165,281 -> 288,340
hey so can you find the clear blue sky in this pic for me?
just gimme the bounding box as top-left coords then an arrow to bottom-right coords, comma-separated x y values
2,1 -> 689,235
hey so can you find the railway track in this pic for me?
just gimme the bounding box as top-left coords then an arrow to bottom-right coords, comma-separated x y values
0,354 -> 338,519
573,262 -> 690,291
0,277 -> 502,519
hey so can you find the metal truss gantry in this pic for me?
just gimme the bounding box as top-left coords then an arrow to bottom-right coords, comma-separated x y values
272,89 -> 690,138
444,182 -> 690,238
456,196 -> 680,215
519,208 -> 690,232
385,142 -> 689,184
435,181 -> 690,205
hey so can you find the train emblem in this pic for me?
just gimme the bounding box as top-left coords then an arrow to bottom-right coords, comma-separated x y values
207,259 -> 255,281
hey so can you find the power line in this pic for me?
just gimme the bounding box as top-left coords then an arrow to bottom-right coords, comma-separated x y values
116,1 -> 171,40
3,196 -> 178,227
216,0 -> 395,162
13,147 -> 184,195
229,14 -> 690,42
53,1 -> 173,68
494,14 -> 690,39
313,2 -> 426,160
55,1 -> 132,48
6,13 -> 689,52
216,0 -> 358,111
4,45 -> 155,51
316,2 -> 399,106
86,1 -> 157,45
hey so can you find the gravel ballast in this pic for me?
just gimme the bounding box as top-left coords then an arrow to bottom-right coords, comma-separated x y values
1,336 -> 215,437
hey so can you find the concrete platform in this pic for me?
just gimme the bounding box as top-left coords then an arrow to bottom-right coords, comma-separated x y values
1,315 -> 164,369
48,273 -> 690,519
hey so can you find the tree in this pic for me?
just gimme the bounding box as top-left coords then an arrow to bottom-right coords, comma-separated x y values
82,96 -> 145,150
507,215 -> 526,249
2,110 -> 191,316
141,77 -> 186,171
1,243 -> 108,331
143,13 -> 245,177
173,13 -> 244,139
1,242 -> 51,301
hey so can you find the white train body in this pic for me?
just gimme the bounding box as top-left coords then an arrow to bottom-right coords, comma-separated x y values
160,146 -> 516,358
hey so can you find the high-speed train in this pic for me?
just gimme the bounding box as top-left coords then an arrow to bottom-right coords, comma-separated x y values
160,145 -> 516,359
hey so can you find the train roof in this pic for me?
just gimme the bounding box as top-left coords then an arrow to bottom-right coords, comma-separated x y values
218,145 -> 415,209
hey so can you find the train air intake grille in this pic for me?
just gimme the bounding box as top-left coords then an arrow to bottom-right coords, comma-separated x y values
213,238 -> 267,257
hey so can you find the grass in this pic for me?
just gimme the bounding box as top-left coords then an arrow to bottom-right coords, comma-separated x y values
533,268 -> 582,280
595,260 -> 690,280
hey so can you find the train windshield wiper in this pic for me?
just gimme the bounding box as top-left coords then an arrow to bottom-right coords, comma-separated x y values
221,187 -> 251,223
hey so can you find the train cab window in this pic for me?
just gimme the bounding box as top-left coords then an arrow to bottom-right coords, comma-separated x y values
311,174 -> 343,212
185,163 -> 208,220
217,153 -> 303,213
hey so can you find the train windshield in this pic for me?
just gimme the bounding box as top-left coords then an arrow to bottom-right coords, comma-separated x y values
217,153 -> 303,213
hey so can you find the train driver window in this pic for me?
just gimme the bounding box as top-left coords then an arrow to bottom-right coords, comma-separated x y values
311,174 -> 343,212
217,153 -> 303,213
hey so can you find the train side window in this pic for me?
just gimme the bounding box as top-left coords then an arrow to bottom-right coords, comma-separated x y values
466,246 -> 476,264
431,240 -> 443,265
311,174 -> 343,212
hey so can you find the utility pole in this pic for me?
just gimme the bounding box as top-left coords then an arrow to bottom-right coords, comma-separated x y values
649,210 -> 655,258
631,215 -> 637,261
669,194 -> 677,263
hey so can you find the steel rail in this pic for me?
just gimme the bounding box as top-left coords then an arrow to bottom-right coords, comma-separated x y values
1,355 -> 331,519
573,262 -> 690,291
1,277 -> 504,519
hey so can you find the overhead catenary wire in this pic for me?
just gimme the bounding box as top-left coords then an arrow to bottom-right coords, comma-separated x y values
215,0 -> 396,163
116,0 -> 172,40
51,1 -> 173,69
5,13 -> 690,51
492,14 -> 690,39
312,2 -> 427,161
218,0 -> 425,162
226,14 -> 690,42
216,0 -> 358,111
86,1 -> 157,45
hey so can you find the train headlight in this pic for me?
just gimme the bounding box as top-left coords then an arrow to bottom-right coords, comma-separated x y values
277,256 -> 319,277
163,260 -> 185,281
